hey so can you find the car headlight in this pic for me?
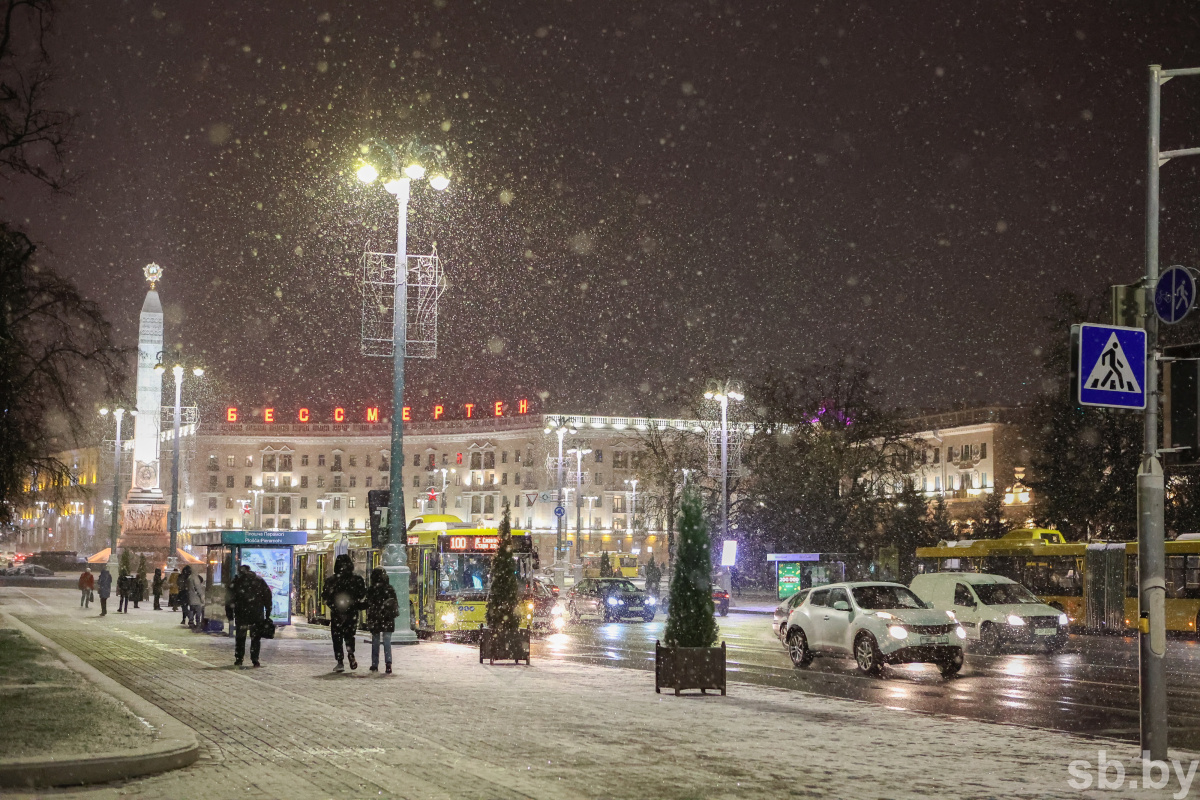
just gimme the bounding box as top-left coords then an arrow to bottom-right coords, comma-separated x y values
945,610 -> 957,621
551,605 -> 564,616
441,611 -> 456,625
1058,613 -> 1069,627
527,602 -> 535,610
606,596 -> 620,606
646,597 -> 657,605
955,626 -> 967,640
888,625 -> 909,640
552,616 -> 565,630
875,611 -> 896,620
1006,615 -> 1026,626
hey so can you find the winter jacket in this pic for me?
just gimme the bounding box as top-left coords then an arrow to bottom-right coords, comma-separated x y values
364,568 -> 400,634
187,572 -> 206,606
97,569 -> 112,599
78,571 -> 95,591
135,575 -> 147,602
152,572 -> 164,595
225,570 -> 273,626
117,573 -> 131,597
321,554 -> 366,631
167,572 -> 180,594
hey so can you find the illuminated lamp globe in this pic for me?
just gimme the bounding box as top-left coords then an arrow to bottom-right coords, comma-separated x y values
404,163 -> 426,180
383,179 -> 404,195
356,163 -> 379,184
429,174 -> 450,191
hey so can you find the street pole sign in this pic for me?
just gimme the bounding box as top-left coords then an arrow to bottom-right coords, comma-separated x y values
554,506 -> 566,518
1076,323 -> 1147,409
1154,265 -> 1197,324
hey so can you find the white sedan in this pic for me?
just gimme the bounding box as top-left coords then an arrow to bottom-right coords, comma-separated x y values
782,581 -> 966,678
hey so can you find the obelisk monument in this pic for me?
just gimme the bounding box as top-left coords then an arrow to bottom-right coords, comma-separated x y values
116,263 -> 170,564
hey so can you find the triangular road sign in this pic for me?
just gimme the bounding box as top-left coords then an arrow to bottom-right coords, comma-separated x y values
525,493 -> 538,506
1084,332 -> 1142,394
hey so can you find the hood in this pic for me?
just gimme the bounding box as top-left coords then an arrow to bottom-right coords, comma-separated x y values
335,554 -> 354,576
370,567 -> 387,587
876,608 -> 958,626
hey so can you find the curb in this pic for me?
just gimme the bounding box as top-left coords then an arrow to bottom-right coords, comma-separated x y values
0,612 -> 200,789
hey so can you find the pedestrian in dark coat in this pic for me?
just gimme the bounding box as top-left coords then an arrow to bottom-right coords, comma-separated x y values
365,567 -> 399,674
134,569 -> 147,609
178,565 -> 192,625
116,570 -> 131,613
97,567 -> 112,616
321,553 -> 366,672
152,568 -> 164,610
225,564 -> 273,667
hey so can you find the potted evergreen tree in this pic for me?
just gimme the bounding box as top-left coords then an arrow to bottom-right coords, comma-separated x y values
599,551 -> 613,577
656,487 -> 726,696
480,502 -> 531,665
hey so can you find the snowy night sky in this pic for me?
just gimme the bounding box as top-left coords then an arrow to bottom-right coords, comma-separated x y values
8,1 -> 1200,417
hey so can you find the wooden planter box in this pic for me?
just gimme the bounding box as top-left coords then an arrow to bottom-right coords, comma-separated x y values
479,627 -> 531,665
655,639 -> 726,696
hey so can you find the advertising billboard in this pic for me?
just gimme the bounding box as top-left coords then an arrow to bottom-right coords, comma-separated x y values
240,547 -> 292,623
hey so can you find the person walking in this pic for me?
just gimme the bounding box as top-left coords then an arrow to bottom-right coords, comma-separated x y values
116,569 -> 131,613
78,568 -> 95,609
365,567 -> 399,674
225,564 -> 273,667
321,554 -> 366,672
178,565 -> 192,625
187,567 -> 206,630
152,568 -> 164,610
167,568 -> 180,611
96,567 -> 112,616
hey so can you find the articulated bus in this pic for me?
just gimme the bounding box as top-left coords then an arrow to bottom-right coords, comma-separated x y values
295,514 -> 544,639
580,552 -> 639,579
916,529 -> 1200,634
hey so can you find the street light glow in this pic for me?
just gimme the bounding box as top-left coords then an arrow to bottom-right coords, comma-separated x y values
356,163 -> 379,184
383,179 -> 404,195
429,174 -> 450,191
404,163 -> 426,180
193,367 -> 205,377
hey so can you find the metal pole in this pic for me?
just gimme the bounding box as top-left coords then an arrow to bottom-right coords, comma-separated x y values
720,395 -> 729,543
108,411 -> 123,569
168,369 -> 182,567
575,449 -> 583,552
1139,63 -> 1169,761
440,469 -> 448,513
385,178 -> 417,644
557,428 -> 565,561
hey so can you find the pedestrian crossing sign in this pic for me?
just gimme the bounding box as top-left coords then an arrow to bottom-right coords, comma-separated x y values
1076,323 -> 1147,409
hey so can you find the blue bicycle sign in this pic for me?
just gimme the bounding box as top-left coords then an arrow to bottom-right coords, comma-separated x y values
1154,265 -> 1197,324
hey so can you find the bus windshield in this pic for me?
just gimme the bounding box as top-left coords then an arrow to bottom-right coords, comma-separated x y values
439,553 -> 492,598
974,582 -> 1041,605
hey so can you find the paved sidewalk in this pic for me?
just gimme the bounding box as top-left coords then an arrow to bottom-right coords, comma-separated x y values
0,587 -> 1192,799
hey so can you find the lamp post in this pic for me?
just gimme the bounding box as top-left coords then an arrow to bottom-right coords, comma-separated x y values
624,478 -> 639,538
567,446 -> 592,554
544,421 -> 575,585
249,489 -> 263,529
156,362 -> 204,569
98,407 -> 128,571
704,383 -> 744,550
439,468 -> 454,513
357,143 -> 449,645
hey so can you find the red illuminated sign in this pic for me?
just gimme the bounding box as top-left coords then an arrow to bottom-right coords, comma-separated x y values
220,399 -> 532,425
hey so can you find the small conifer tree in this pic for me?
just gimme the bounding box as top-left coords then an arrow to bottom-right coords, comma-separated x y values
599,551 -> 613,577
644,553 -> 662,595
485,501 -> 520,633
664,487 -> 718,648
119,548 -> 132,576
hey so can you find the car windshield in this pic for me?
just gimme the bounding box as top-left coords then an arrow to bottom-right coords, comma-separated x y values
852,585 -> 927,610
973,582 -> 1041,605
598,579 -> 637,593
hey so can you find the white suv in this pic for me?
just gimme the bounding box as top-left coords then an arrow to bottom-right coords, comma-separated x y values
782,581 -> 967,678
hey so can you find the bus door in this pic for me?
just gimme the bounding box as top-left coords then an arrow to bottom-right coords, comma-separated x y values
1085,543 -> 1126,632
419,546 -> 436,628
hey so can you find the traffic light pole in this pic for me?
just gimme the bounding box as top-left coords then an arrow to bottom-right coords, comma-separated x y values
1139,62 -> 1200,762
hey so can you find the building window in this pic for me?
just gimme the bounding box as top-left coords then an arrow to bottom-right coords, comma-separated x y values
244,475 -> 252,488
471,496 -> 481,513
263,454 -> 276,471
348,518 -> 355,529
470,452 -> 482,470
281,517 -> 291,530
502,473 -> 508,485
455,472 -> 461,486
208,518 -> 217,528
301,454 -> 309,467
349,476 -> 357,488
226,497 -> 234,509
226,455 -> 235,468
595,449 -> 603,463
226,475 -> 234,488
382,476 -> 389,488
300,496 -> 308,509
279,454 -> 293,471
413,475 -> 420,487
349,497 -> 356,508
980,442 -> 988,459
613,495 -> 626,513
484,496 -> 495,514
332,497 -> 341,510
318,454 -> 326,467
379,456 -> 389,471
299,518 -> 307,530
456,452 -> 463,465
208,497 -> 217,510
207,455 -> 219,471
454,496 -> 462,508
226,518 -> 234,528
613,452 -> 628,469
208,475 -> 218,490
594,473 -> 603,486
484,452 -> 495,470
317,476 -> 325,488
982,472 -> 989,488
245,455 -> 253,467
365,477 -> 373,488
263,517 -> 274,529
514,472 -> 521,485
262,497 -> 276,515
332,454 -> 343,472
933,448 -> 940,465
442,453 -> 449,465
501,451 -> 508,464
300,475 -> 309,488
279,497 -> 292,515
349,456 -> 357,468
333,475 -> 342,489
413,453 -> 421,467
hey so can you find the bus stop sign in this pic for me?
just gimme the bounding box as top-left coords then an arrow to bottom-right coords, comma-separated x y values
1075,323 -> 1146,410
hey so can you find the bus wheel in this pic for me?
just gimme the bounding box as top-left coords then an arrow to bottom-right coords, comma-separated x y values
979,623 -> 1001,655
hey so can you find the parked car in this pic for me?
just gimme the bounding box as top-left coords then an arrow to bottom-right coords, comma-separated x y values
2,564 -> 54,577
524,578 -> 564,631
658,584 -> 732,616
910,572 -> 1070,653
773,588 -> 811,641
781,581 -> 966,678
566,577 -> 657,623
533,574 -> 560,597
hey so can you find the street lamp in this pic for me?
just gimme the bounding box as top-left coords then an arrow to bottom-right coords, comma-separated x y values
439,468 -> 455,513
543,421 -> 576,583
356,139 -> 449,645
704,381 -> 744,553
567,446 -> 592,550
249,489 -> 263,529
156,362 -> 204,568
98,407 -> 129,572
624,478 -> 639,538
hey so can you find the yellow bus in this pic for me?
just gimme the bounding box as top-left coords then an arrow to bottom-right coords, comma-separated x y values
916,529 -> 1200,634
581,552 -> 639,579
